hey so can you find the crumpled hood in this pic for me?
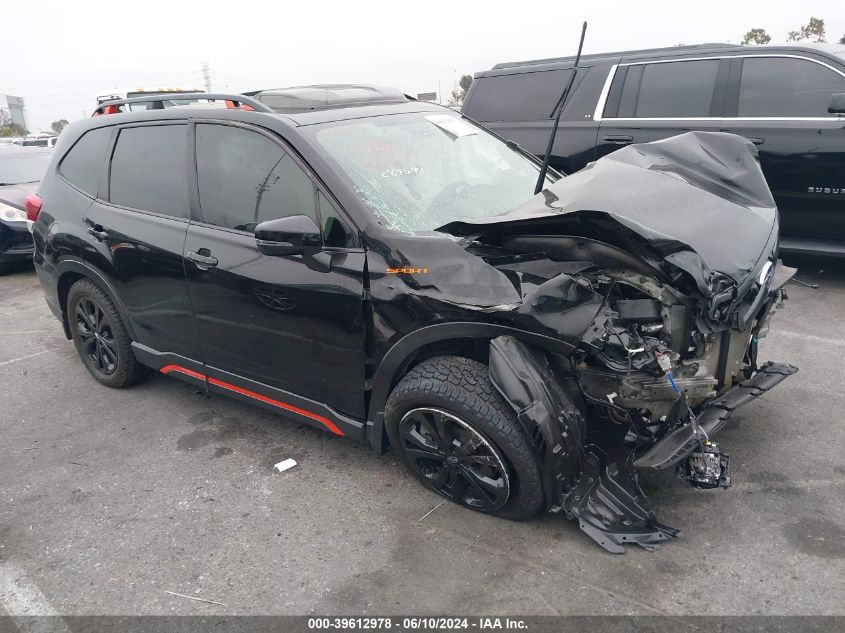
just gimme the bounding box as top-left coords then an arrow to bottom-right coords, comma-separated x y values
438,132 -> 778,292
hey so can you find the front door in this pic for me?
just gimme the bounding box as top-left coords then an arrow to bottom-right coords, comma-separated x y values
183,120 -> 367,437
596,57 -> 728,160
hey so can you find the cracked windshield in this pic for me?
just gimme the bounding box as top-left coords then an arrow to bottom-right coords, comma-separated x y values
312,113 -> 556,234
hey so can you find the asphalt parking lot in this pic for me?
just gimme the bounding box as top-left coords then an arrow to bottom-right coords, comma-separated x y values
1,257 -> 844,616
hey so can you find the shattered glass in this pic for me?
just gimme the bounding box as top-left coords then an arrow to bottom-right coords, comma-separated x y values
311,112 -> 556,234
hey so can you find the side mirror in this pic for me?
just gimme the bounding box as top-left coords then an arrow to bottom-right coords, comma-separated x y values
255,215 -> 322,256
829,93 -> 845,114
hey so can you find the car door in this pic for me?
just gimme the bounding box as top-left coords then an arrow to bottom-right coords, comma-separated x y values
83,122 -> 202,363
595,57 -> 729,159
717,55 -> 845,248
183,120 -> 367,437
463,66 -> 603,174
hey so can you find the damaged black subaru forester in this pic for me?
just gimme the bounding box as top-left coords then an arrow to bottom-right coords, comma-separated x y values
30,86 -> 796,552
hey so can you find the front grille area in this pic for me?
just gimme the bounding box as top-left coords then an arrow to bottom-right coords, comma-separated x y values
10,230 -> 32,248
0,222 -> 34,253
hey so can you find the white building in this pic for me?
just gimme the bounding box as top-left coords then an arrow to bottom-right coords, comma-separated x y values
0,94 -> 28,130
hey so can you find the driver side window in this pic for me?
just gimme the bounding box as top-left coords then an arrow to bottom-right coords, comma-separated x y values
195,123 -> 317,232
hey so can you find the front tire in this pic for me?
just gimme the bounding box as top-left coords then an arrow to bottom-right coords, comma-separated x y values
67,279 -> 149,388
385,356 -> 544,520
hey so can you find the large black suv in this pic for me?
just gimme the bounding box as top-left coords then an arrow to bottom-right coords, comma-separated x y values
463,43 -> 845,256
31,86 -> 796,552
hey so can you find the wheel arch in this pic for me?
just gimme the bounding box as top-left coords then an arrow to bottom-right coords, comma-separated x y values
366,322 -> 575,453
55,258 -> 137,341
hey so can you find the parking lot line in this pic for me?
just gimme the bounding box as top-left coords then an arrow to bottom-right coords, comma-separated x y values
0,562 -> 71,631
0,350 -> 51,367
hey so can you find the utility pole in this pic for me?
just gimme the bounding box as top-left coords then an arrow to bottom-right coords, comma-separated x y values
202,62 -> 212,93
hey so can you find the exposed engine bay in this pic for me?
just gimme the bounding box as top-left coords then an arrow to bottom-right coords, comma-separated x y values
478,249 -> 795,552
431,132 -> 799,552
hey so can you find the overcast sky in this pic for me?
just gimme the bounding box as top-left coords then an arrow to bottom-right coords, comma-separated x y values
3,0 -> 844,131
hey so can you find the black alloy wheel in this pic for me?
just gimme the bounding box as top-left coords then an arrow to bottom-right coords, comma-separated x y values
67,278 -> 149,388
74,296 -> 118,375
397,407 -> 510,512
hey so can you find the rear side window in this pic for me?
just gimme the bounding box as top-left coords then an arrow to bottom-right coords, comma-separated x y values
109,125 -> 188,218
625,59 -> 719,118
59,127 -> 112,196
195,124 -> 317,233
738,57 -> 845,117
464,70 -> 573,121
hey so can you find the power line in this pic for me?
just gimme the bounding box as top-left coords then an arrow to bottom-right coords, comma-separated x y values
19,76 -> 207,100
4,69 -> 206,93
24,98 -> 99,109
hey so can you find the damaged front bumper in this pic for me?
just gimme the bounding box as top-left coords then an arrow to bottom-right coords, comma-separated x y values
633,361 -> 798,471
489,335 -> 797,554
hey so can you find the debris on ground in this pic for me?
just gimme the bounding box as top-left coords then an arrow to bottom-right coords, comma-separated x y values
164,590 -> 227,606
418,499 -> 447,522
274,458 -> 297,473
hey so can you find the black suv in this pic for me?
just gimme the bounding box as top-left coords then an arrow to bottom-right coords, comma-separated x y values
31,86 -> 796,552
462,43 -> 845,256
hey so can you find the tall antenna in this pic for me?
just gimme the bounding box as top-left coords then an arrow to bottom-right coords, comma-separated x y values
534,21 -> 588,195
202,62 -> 213,93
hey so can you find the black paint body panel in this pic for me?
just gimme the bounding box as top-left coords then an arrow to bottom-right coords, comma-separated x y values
463,43 -> 845,254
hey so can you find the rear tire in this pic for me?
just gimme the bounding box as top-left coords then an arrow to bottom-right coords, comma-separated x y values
67,278 -> 149,388
385,355 -> 544,521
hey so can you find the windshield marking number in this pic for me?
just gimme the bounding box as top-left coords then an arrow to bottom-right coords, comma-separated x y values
381,166 -> 424,178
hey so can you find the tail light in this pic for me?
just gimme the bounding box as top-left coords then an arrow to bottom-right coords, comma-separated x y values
25,194 -> 43,222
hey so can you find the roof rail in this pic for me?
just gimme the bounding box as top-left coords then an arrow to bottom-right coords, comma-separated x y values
92,93 -> 274,116
491,42 -> 737,70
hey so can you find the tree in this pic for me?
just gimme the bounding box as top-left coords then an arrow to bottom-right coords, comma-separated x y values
742,28 -> 771,45
0,111 -> 26,137
0,122 -> 27,137
788,17 -> 826,43
448,74 -> 473,107
839,34 -> 845,44
801,17 -> 826,42
51,119 -> 69,134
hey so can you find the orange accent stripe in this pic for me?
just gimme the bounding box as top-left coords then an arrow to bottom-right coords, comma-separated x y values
160,364 -> 205,381
159,364 -> 344,436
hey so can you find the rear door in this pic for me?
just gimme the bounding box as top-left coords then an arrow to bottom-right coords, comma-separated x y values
463,66 -> 603,174
84,122 -> 201,362
718,55 -> 845,247
183,120 -> 366,436
595,56 -> 728,158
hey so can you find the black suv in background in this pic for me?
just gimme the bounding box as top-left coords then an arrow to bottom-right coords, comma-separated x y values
30,87 -> 795,552
463,43 -> 845,256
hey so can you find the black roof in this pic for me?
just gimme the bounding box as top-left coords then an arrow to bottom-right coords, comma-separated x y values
484,42 -> 845,75
87,85 -> 443,127
245,85 -> 411,113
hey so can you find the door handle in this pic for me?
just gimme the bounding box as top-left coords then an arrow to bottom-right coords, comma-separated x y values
747,137 -> 765,145
87,226 -> 109,241
603,134 -> 634,144
187,249 -> 218,268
